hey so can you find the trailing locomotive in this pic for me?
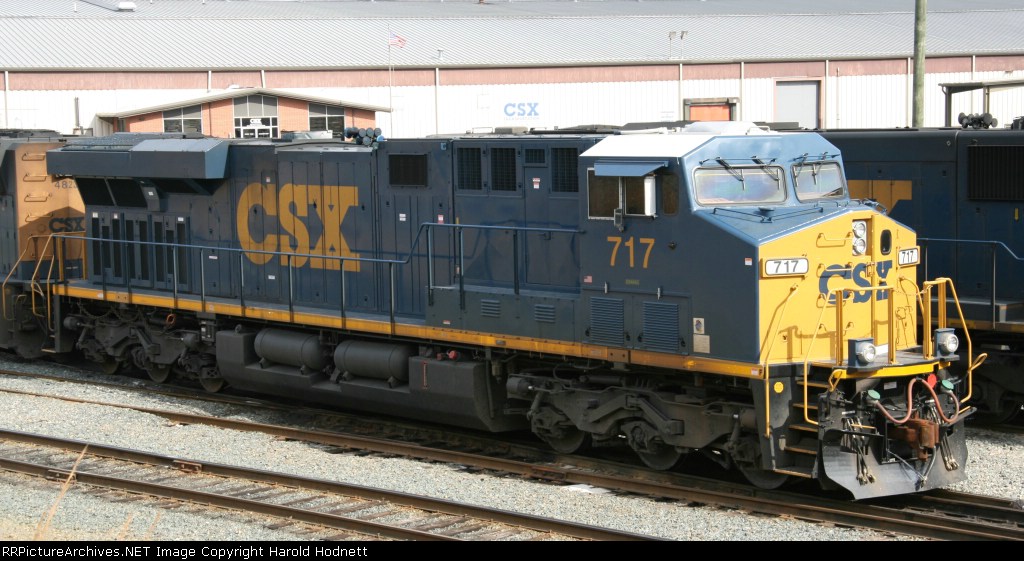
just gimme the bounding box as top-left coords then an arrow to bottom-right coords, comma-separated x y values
1,122 -> 979,499
820,126 -> 1023,423
0,131 -> 83,357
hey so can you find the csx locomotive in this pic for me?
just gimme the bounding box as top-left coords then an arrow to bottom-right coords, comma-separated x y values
820,126 -> 1023,423
0,122 -> 980,499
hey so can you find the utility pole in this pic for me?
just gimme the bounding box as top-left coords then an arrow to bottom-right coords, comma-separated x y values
912,0 -> 927,127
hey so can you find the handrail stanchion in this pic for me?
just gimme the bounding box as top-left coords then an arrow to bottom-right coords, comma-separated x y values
991,242 -> 997,327
458,227 -> 466,311
389,262 -> 396,335
287,254 -> 294,321
238,251 -> 245,315
512,230 -> 520,296
427,226 -> 435,306
172,245 -> 179,309
199,248 -> 207,312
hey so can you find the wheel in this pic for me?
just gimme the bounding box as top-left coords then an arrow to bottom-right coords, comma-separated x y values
737,462 -> 791,489
635,442 -> 683,470
540,426 -> 592,455
199,376 -> 226,393
98,359 -> 120,375
146,363 -> 173,384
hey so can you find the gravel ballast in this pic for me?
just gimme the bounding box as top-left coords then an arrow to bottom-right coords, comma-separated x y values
0,356 -> 1020,541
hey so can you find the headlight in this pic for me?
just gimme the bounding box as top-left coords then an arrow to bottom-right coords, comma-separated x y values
848,337 -> 877,367
852,220 -> 868,256
935,328 -> 959,355
857,342 -> 877,363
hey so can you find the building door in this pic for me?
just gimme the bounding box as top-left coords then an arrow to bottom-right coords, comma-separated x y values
776,80 -> 821,129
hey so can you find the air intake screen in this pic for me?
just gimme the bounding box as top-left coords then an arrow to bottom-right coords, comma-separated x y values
551,148 -> 579,193
389,154 -> 428,187
457,148 -> 482,190
491,148 -> 517,191
968,145 -> 1024,201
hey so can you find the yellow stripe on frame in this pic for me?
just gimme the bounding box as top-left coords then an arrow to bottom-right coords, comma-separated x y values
55,284 -> 769,380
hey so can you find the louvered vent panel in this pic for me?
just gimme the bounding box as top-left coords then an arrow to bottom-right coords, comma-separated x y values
534,304 -> 556,323
589,297 -> 624,346
480,299 -> 501,318
643,302 -> 679,353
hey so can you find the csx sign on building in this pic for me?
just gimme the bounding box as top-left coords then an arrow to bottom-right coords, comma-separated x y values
236,182 -> 361,271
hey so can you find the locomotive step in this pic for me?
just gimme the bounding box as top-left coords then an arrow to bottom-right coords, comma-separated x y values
784,442 -> 818,456
774,465 -> 814,479
796,379 -> 830,389
789,423 -> 818,433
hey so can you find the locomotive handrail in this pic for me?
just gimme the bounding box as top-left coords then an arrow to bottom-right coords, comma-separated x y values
45,220 -> 581,332
761,283 -> 800,437
920,278 -> 986,412
3,231 -> 83,326
48,224 -> 581,274
1,244 -> 39,322
919,237 -> 1024,329
800,284 -> 897,428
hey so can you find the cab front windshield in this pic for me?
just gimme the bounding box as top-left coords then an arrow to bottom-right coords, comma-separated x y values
693,166 -> 786,206
793,161 -> 846,202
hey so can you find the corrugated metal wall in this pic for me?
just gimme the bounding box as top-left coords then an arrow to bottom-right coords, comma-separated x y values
5,67 -> 1023,136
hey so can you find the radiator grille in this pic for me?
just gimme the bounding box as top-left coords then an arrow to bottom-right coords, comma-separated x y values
589,297 -> 624,346
534,304 -> 556,323
642,302 -> 679,352
480,299 -> 501,318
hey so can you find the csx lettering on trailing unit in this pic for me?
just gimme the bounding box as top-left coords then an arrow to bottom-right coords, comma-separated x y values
819,260 -> 893,303
236,183 -> 360,271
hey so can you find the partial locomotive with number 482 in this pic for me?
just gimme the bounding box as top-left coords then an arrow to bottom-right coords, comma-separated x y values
0,122 -> 983,499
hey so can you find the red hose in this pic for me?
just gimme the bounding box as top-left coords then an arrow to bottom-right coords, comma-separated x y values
872,377 -> 959,425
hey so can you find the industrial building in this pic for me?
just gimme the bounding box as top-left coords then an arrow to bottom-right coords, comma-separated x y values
0,0 -> 1022,137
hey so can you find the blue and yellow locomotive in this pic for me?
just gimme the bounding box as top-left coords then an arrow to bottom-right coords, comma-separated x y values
821,126 -> 1021,424
2,122 -> 979,499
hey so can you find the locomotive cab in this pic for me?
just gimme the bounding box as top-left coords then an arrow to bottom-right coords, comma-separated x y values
565,122 -> 976,498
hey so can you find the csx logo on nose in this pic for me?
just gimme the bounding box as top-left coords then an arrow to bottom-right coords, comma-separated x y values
819,260 -> 893,303
49,216 -> 85,233
504,102 -> 539,117
236,183 -> 360,271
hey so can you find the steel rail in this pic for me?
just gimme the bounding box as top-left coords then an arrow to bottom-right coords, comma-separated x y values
0,381 -> 1021,541
0,429 -> 653,542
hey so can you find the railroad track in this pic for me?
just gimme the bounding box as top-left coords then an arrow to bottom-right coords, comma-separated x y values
1,368 -> 1023,540
0,429 -> 651,541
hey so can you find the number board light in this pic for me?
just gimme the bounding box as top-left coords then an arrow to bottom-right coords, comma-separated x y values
898,247 -> 920,266
764,258 -> 809,277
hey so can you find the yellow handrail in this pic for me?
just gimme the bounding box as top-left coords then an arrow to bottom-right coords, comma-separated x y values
1,244 -> 38,321
831,285 -> 896,366
921,278 -> 987,411
800,297 -> 832,427
761,283 -> 799,437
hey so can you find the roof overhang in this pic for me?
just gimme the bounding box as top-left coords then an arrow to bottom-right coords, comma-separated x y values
938,78 -> 1024,127
593,160 -> 667,177
95,87 -> 391,120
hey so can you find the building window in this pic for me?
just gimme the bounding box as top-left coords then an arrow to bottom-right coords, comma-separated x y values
309,103 -> 346,138
233,95 -> 279,138
163,105 -> 203,134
